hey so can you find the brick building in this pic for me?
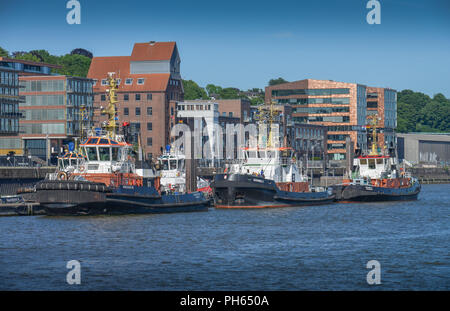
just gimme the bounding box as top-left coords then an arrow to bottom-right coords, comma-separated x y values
266,79 -> 370,165
88,41 -> 183,160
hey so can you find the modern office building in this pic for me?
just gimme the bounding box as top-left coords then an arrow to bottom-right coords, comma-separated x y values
0,57 -> 60,156
18,75 -> 94,160
266,79 -> 370,165
88,41 -> 184,160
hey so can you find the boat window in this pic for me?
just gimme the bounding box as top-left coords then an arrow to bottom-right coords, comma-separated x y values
178,159 -> 185,170
86,147 -> 98,161
170,160 -> 177,170
58,159 -> 64,168
99,139 -> 109,145
111,147 -> 120,161
64,159 -> 70,168
98,147 -> 111,161
368,159 -> 376,169
162,160 -> 169,170
376,158 -> 383,165
258,151 -> 266,158
360,159 -> 367,165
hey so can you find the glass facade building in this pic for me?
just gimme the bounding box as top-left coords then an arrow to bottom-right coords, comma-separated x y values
0,68 -> 20,136
266,79 -> 380,165
17,76 -> 94,160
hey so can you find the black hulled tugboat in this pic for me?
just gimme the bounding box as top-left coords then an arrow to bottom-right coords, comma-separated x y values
212,103 -> 334,208
333,116 -> 421,202
28,74 -> 209,216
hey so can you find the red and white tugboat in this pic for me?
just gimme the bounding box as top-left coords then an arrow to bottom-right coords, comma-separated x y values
31,73 -> 209,215
333,116 -> 421,202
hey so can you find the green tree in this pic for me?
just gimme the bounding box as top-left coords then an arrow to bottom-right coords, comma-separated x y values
56,54 -> 92,77
397,90 -> 450,133
205,84 -> 222,97
182,80 -> 208,100
0,46 -> 8,57
13,52 -> 42,63
268,77 -> 288,86
218,87 -> 242,99
250,96 -> 264,106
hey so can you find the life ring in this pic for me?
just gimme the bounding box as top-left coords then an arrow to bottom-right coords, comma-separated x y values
57,171 -> 68,180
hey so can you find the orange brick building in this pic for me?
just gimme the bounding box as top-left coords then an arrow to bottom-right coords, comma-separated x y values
266,79 -> 397,165
88,41 -> 183,160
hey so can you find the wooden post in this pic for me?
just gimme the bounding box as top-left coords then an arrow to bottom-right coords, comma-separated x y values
185,118 -> 197,193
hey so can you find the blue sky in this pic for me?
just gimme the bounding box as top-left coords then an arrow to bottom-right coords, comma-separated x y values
1,0 -> 449,97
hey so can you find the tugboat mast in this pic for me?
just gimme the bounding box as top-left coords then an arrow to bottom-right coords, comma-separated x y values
101,72 -> 119,139
369,114 -> 379,156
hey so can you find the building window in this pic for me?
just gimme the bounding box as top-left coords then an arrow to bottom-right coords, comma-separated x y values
171,107 -> 174,116
135,94 -> 141,101
147,107 -> 152,116
93,79 -> 98,86
124,94 -> 129,101
116,79 -> 121,85
135,107 -> 141,116
147,137 -> 152,146
147,153 -> 153,159
125,78 -> 133,85
101,94 -> 106,101
101,79 -> 107,86
147,122 -> 152,131
137,78 -> 145,85
147,93 -> 152,100
124,107 -> 129,116
229,112 -> 233,117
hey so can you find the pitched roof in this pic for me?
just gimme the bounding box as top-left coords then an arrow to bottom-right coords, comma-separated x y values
87,41 -> 177,92
87,56 -> 170,92
130,42 -> 176,61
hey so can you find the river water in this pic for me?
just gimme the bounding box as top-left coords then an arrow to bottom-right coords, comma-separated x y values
0,184 -> 448,290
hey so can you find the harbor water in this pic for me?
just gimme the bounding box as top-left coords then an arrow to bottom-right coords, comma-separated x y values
0,184 -> 448,290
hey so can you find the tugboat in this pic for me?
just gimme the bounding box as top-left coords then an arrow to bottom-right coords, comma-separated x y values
333,115 -> 421,202
156,146 -> 211,195
212,103 -> 334,208
29,74 -> 209,216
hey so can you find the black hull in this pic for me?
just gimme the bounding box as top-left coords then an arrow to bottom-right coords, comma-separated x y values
333,183 -> 421,202
212,174 -> 334,208
36,180 -> 209,216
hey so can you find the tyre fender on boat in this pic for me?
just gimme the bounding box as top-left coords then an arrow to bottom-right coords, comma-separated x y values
57,171 -> 68,180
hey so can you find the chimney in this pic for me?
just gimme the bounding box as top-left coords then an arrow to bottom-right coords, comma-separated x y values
149,41 -> 156,46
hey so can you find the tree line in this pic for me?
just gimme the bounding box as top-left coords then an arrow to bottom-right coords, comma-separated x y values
0,46 -> 92,78
397,90 -> 449,133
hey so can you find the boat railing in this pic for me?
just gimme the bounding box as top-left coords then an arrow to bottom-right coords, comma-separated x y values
84,129 -> 127,143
